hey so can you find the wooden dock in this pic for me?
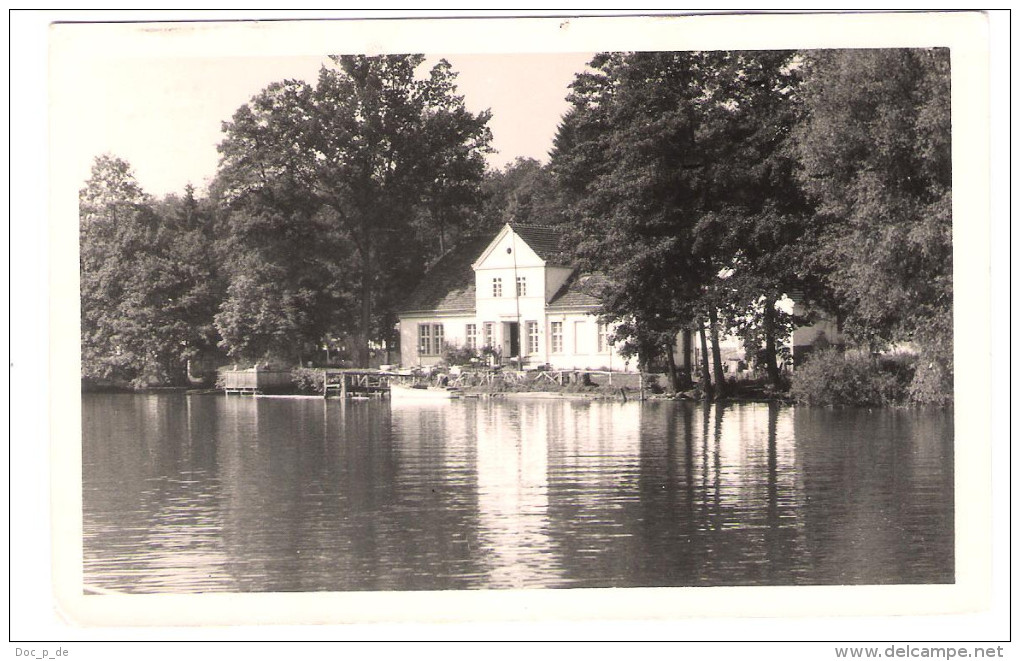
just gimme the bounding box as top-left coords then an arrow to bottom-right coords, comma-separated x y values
221,368 -> 422,398
323,370 -> 400,398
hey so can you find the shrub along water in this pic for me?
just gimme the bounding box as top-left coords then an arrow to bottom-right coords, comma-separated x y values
790,349 -> 940,407
291,367 -> 326,395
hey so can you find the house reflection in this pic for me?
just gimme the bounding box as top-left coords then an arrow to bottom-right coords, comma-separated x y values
542,400 -> 646,587
83,395 -> 952,592
471,400 -> 563,588
181,397 -> 813,590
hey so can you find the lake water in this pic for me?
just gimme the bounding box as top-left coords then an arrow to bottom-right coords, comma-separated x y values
82,394 -> 953,593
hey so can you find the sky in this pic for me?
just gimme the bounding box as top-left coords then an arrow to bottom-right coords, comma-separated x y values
54,42 -> 592,197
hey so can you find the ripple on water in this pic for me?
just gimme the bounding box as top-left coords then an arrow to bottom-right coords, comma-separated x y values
82,396 -> 954,592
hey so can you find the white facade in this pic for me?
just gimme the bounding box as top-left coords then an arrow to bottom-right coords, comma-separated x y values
789,298 -> 844,365
398,225 -> 635,371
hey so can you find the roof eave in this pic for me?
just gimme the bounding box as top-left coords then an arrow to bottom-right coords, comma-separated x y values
470,223 -> 512,270
546,304 -> 601,312
398,308 -> 477,318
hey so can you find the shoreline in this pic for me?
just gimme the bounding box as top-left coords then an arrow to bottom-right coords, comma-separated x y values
80,387 -> 949,408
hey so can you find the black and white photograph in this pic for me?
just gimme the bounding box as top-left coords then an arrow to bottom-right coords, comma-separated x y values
17,9 -> 1005,648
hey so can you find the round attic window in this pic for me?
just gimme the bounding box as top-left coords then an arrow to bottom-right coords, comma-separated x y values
506,247 -> 512,254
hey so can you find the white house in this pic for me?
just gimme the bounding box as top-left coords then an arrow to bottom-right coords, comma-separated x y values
397,224 -> 636,371
786,294 -> 845,365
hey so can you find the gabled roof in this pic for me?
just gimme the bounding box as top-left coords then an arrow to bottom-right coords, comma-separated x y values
399,234 -> 494,313
471,223 -> 568,270
400,223 -> 591,315
510,224 -> 568,264
547,272 -> 607,309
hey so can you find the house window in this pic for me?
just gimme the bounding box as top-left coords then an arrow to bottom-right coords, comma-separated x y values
597,323 -> 609,353
483,322 -> 495,349
433,324 -> 444,355
418,324 -> 432,355
550,321 -> 563,354
418,323 -> 444,356
466,323 -> 477,350
526,321 -> 539,355
516,276 -> 527,297
492,277 -> 502,297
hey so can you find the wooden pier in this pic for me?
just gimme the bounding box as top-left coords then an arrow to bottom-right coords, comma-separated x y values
221,368 -> 422,398
323,370 -> 402,398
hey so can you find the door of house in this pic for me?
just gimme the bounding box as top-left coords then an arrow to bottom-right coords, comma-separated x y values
504,321 -> 520,359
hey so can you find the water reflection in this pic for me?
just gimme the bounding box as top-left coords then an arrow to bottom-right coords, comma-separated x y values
82,395 -> 953,593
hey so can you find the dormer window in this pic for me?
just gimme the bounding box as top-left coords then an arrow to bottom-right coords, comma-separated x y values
492,277 -> 503,297
516,276 -> 527,297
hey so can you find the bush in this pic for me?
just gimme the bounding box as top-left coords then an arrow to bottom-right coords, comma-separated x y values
909,314 -> 954,405
644,374 -> 664,394
877,353 -> 916,397
441,342 -> 479,367
908,357 -> 953,405
291,367 -> 325,395
791,349 -> 908,406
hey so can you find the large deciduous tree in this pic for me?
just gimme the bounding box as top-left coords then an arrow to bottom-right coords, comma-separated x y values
793,48 -> 952,402
551,52 -> 717,392
216,55 -> 492,366
688,51 -> 814,390
80,156 -> 222,386
552,51 -> 808,393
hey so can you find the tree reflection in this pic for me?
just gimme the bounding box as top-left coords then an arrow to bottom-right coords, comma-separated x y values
82,396 -> 954,591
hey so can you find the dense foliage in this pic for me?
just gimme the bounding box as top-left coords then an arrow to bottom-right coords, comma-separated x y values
550,51 -> 813,394
790,349 -> 915,407
214,55 -> 492,365
79,50 -> 953,404
478,157 -> 565,229
290,366 -> 327,395
80,157 -> 222,386
793,48 -> 953,403
549,48 -> 951,404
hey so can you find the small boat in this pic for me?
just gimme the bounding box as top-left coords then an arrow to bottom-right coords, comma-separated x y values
389,382 -> 461,401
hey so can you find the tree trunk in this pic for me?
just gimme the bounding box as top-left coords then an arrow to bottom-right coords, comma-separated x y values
709,308 -> 726,399
680,329 -> 693,390
762,297 -> 782,389
698,322 -> 713,400
437,211 -> 446,255
663,336 -> 680,394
